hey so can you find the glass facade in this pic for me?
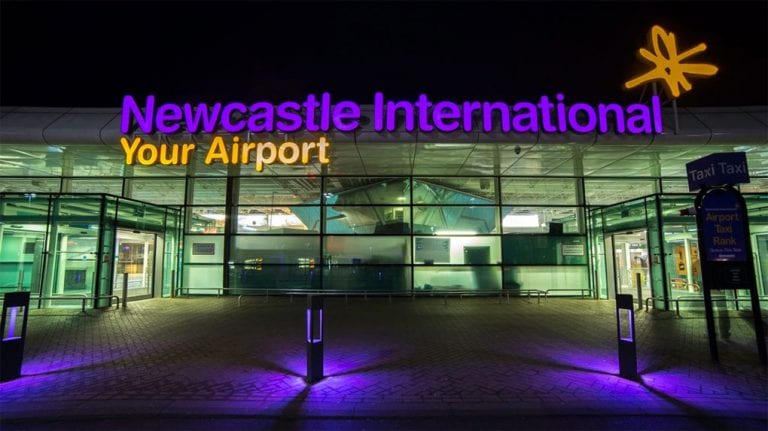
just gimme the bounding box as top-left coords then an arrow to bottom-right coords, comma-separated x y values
1,135 -> 766,307
2,174 -> 767,307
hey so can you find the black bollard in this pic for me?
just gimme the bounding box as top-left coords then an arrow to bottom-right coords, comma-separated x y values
122,273 -> 129,309
306,295 -> 324,383
1,291 -> 31,382
616,294 -> 638,380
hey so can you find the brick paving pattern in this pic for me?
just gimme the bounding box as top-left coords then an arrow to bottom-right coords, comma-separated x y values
1,296 -> 766,430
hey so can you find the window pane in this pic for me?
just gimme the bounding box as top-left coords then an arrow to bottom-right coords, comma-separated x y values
69,145 -> 125,177
502,234 -> 587,265
190,178 -> 226,205
183,235 -> 224,264
741,178 -> 768,193
501,178 -> 578,205
324,266 -> 411,291
325,236 -> 410,264
502,207 -> 583,234
188,206 -> 226,233
413,178 -> 497,204
0,145 -> 62,176
69,178 -> 123,195
324,177 -> 410,204
236,206 -> 319,234
231,236 -> 320,264
230,265 -> 318,291
585,179 -> 657,205
325,206 -> 410,234
0,178 -> 59,193
116,199 -> 167,231
413,206 -> 498,234
661,178 -> 695,194
504,266 -> 589,293
56,196 -> 102,218
128,178 -> 185,205
600,198 -> 649,232
182,264 -> 223,293
0,194 -> 50,217
239,177 -> 321,205
414,266 -> 501,290
414,236 -> 500,264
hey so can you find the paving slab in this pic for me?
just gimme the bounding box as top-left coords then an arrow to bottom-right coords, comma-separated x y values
1,296 -> 766,430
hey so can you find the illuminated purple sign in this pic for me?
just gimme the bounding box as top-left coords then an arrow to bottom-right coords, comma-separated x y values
121,92 -> 662,135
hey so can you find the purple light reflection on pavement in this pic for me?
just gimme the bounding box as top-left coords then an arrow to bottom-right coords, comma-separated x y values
636,371 -> 767,418
283,355 -> 310,378
21,353 -> 98,376
550,348 -> 622,376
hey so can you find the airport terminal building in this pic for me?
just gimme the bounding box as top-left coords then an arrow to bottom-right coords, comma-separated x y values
0,101 -> 766,309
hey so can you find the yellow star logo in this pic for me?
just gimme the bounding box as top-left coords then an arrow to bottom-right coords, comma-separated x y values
625,25 -> 718,98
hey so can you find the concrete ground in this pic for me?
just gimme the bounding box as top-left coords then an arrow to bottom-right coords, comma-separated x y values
1,295 -> 766,430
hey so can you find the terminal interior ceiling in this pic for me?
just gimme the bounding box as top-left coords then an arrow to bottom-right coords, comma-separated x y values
0,105 -> 766,310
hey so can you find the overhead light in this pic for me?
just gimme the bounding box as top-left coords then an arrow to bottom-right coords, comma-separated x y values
502,214 -> 539,228
238,213 -> 308,230
9,149 -> 39,158
428,143 -> 474,149
435,230 -> 477,235
200,213 -> 226,221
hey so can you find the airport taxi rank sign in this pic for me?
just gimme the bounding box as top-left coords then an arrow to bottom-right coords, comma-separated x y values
688,153 -> 750,264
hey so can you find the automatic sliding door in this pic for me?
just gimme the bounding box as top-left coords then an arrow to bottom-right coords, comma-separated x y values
114,230 -> 156,300
611,230 -> 651,302
0,224 -> 46,294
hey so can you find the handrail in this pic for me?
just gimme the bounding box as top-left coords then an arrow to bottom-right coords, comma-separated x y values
644,295 -> 768,317
463,289 -> 545,304
544,289 -> 591,299
27,295 -> 121,313
177,287 -> 240,298
180,287 -> 545,306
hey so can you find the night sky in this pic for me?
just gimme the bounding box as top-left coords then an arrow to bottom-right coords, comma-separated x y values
1,1 -> 766,107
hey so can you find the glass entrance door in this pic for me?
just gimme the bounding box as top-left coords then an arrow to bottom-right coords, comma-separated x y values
114,230 -> 156,300
0,224 -> 46,294
663,228 -> 702,298
611,230 -> 651,302
40,223 -> 100,307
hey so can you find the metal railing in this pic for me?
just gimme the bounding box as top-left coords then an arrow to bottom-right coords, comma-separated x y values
176,287 -> 548,306
544,289 -> 592,299
644,295 -> 768,317
29,295 -> 121,313
177,287 -> 236,297
460,289 -> 545,304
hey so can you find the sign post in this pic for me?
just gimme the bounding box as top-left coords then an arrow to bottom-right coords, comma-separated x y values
687,152 -> 766,364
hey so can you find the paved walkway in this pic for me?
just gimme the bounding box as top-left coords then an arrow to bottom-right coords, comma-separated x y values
1,296 -> 766,430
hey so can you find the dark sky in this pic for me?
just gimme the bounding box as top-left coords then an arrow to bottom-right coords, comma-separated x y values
1,1 -> 766,107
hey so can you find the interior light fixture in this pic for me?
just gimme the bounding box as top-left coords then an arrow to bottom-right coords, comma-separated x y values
200,213 -> 226,221
434,230 -> 477,235
502,214 -> 540,228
